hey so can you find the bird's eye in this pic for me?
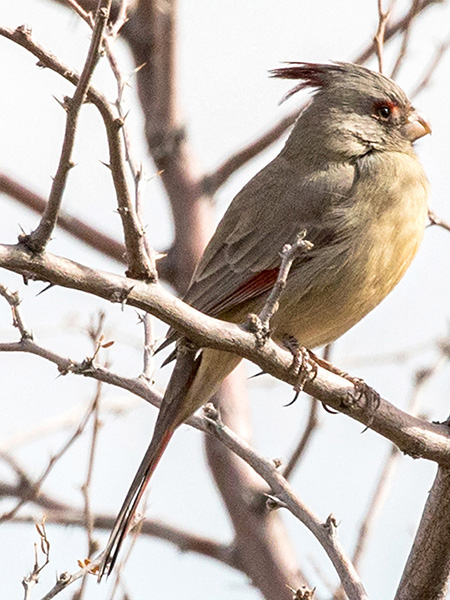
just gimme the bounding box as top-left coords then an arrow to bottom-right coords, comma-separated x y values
376,105 -> 392,120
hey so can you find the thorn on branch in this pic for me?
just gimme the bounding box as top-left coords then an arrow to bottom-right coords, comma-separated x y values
265,494 -> 287,511
109,286 -> 133,306
286,584 -> 316,599
324,514 -> 339,537
21,516 -> 51,595
203,402 -> 223,428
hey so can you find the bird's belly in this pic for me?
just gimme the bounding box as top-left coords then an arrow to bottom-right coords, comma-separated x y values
272,201 -> 427,348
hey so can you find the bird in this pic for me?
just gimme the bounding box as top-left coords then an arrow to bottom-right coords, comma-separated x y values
98,61 -> 430,578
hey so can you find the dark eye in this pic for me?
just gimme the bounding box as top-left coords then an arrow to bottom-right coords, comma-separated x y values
376,105 -> 392,120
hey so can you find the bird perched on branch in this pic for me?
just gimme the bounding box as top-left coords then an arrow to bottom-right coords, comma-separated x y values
99,61 -> 430,577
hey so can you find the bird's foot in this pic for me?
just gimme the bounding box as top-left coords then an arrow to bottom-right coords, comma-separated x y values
309,350 -> 380,422
282,335 -> 318,395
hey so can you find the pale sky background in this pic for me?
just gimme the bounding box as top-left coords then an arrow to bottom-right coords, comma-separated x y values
0,1 -> 450,599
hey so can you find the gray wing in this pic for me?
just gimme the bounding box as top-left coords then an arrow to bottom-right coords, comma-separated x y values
183,156 -> 356,317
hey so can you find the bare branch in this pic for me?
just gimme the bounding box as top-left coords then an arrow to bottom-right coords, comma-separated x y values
9,509 -> 240,571
355,0 -> 445,65
0,172 -> 126,263
203,404 -> 369,600
21,0 -> 112,253
1,243 -> 450,464
390,0 -> 421,79
374,0 -> 392,73
258,231 -> 313,331
21,517 -> 51,600
0,24 -> 156,281
428,209 -> 450,233
394,466 -> 450,600
282,398 -> 320,480
411,34 -> 450,97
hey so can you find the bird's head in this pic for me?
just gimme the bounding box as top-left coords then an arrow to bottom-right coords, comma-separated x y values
271,62 -> 431,162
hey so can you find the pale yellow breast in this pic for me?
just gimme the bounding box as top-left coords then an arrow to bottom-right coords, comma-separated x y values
272,151 -> 429,348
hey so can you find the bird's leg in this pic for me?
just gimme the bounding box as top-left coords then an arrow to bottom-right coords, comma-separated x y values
281,335 -> 318,395
308,350 -> 381,415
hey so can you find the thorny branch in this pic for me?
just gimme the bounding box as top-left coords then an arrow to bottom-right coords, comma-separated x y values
258,231 -> 313,332
203,404 -> 369,600
21,518 -> 51,600
0,251 -> 449,467
1,1 -> 449,598
22,0 -> 112,253
0,24 -> 155,282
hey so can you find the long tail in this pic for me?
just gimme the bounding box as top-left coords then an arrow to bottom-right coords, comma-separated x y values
98,346 -> 201,580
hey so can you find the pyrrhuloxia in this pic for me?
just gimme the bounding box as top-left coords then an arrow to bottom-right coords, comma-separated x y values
99,62 -> 430,577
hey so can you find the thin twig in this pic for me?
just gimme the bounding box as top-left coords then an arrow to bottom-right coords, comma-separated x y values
21,518 -> 51,600
203,404 -> 369,600
428,209 -> 450,233
39,555 -> 103,600
21,0 -> 112,253
0,284 -> 31,339
391,0 -> 420,79
282,398 -> 319,480
140,312 -> 155,382
374,0 -> 391,73
258,231 -> 313,330
1,244 -> 450,465
62,0 -> 159,277
355,0 -> 443,65
411,34 -> 450,97
0,172 -> 126,263
8,510 -> 239,571
0,24 -> 156,282
78,381 -> 102,599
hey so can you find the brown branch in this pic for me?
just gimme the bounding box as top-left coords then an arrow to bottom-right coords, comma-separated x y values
282,398 -> 320,480
390,0 -> 421,79
411,34 -> 450,98
202,111 -> 298,195
0,172 -> 126,263
21,0 -> 112,253
1,243 -> 450,466
0,24 -> 155,282
62,0 -> 160,276
206,371 -> 310,600
203,404 -> 369,600
10,509 -> 240,571
374,0 -> 391,73
394,466 -> 450,599
121,0 -> 213,292
355,0 -> 445,65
